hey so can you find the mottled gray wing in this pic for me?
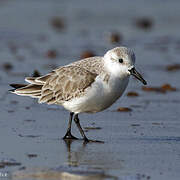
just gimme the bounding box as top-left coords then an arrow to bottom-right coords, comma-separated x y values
39,66 -> 98,104
70,56 -> 103,74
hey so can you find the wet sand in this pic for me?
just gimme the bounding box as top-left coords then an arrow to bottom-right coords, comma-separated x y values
0,0 -> 180,179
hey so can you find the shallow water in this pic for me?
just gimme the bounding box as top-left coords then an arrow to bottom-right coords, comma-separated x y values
0,0 -> 180,180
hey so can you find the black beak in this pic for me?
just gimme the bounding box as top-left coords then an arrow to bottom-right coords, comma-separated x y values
129,67 -> 147,85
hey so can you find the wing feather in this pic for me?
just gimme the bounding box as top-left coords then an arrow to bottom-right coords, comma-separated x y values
39,66 -> 97,104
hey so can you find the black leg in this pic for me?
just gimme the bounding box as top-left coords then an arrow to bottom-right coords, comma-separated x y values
63,112 -> 78,140
74,114 -> 89,142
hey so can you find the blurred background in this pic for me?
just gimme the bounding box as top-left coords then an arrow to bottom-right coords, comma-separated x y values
0,0 -> 180,77
0,0 -> 180,179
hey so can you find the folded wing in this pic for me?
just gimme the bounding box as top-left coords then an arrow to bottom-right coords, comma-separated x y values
39,66 -> 97,104
10,66 -> 97,105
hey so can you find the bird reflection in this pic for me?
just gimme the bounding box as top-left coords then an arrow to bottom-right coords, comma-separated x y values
62,139 -> 118,180
63,139 -> 88,167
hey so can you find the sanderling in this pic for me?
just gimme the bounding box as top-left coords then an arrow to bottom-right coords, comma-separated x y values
10,47 -> 147,142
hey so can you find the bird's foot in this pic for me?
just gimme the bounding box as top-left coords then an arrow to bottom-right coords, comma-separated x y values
63,131 -> 78,140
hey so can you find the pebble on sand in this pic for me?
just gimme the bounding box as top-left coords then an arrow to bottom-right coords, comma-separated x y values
166,64 -> 180,71
109,32 -> 122,44
80,51 -> 95,59
142,84 -> 176,93
116,107 -> 132,112
127,91 -> 139,97
32,70 -> 41,77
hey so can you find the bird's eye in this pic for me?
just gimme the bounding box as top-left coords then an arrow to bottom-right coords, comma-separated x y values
119,58 -> 123,63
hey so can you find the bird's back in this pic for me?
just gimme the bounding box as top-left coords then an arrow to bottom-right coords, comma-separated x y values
69,56 -> 104,75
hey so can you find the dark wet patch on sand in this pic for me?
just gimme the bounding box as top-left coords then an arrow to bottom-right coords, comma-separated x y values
18,134 -> 41,138
27,154 -> 38,159
135,17 -> 154,30
50,16 -> 65,31
45,49 -> 58,59
0,160 -> 21,168
2,62 -> 13,71
23,119 -> 36,123
84,127 -> 102,130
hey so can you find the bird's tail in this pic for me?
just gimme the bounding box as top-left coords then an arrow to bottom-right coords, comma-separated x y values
9,76 -> 45,98
9,73 -> 52,98
9,83 -> 43,98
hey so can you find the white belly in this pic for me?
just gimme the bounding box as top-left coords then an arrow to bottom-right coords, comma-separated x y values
63,76 -> 129,114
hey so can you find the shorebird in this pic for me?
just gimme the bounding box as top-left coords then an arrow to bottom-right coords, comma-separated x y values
10,47 -> 147,142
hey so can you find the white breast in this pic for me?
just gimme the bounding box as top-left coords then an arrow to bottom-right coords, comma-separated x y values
62,74 -> 129,114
